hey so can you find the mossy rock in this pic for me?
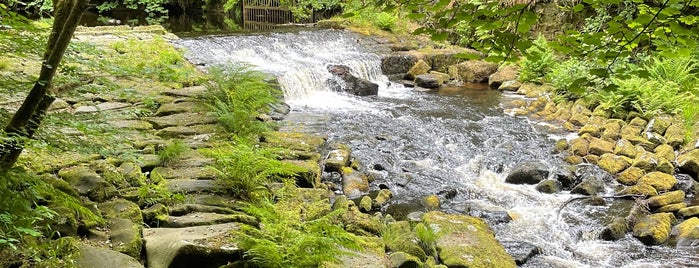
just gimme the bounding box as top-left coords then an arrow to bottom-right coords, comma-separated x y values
261,131 -> 326,153
384,221 -> 427,260
389,252 -> 424,268
447,60 -> 498,83
654,144 -> 676,163
407,59 -> 431,80
583,154 -> 599,164
359,196 -> 373,213
614,139 -> 638,158
58,165 -> 117,202
597,153 -> 632,175
617,184 -> 658,197
664,124 -> 686,149
488,65 -> 518,89
632,212 -> 676,245
108,217 -> 144,258
535,179 -> 562,194
422,211 -> 516,268
44,205 -> 79,237
637,172 -> 677,192
648,116 -> 672,135
422,195 -> 440,210
678,206 -> 699,218
588,138 -> 615,156
143,203 -> 169,226
325,145 -> 351,173
569,138 -> 589,157
674,217 -> 699,247
646,190 -> 685,208
373,189 -> 393,209
553,139 -> 569,153
599,217 -> 628,241
678,149 -> 699,178
578,123 -> 602,137
118,162 -> 145,187
601,119 -> 625,140
629,117 -> 648,127
342,206 -> 383,236
568,113 -> 590,127
620,125 -> 643,141
343,172 -> 370,199
656,158 -> 675,175
98,199 -> 143,224
564,155 -> 584,165
283,159 -> 321,188
631,151 -> 659,172
616,167 -> 645,186
655,202 -> 686,213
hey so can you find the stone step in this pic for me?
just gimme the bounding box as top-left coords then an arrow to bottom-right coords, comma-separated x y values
159,212 -> 256,228
156,124 -> 221,138
165,179 -> 218,194
169,204 -> 238,216
147,113 -> 217,129
155,102 -> 207,116
152,166 -> 216,180
161,86 -> 207,98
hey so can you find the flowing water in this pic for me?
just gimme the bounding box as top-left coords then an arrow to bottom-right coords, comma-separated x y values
176,29 -> 699,267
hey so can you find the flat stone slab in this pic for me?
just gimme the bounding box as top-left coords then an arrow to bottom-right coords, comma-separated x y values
147,113 -> 217,129
109,120 -> 153,130
76,244 -> 144,268
161,86 -> 207,98
152,166 -> 217,180
166,179 -> 218,194
156,102 -> 207,116
144,222 -> 241,268
156,124 -> 220,138
98,102 -> 131,111
160,212 -> 252,228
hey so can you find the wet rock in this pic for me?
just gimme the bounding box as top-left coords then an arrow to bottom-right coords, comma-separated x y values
488,65 -> 518,89
600,217 -> 628,241
633,213 -> 676,245
632,151 -> 659,172
674,173 -> 699,196
678,149 -> 699,178
467,209 -> 513,225
597,153 -> 632,175
601,119 -> 625,140
373,189 -> 393,209
576,164 -> 614,183
637,172 -> 677,192
76,243 -> 144,268
327,65 -> 379,96
389,252 -> 423,268
674,217 -> 699,248
324,145 -> 351,172
447,60 -> 498,83
414,73 -> 441,89
646,190 -> 685,208
617,167 -> 645,185
382,51 -> 421,75
500,240 -> 540,265
535,179 -> 562,193
144,222 -> 243,268
406,59 -> 431,79
499,80 -> 522,91
422,211 -> 516,267
268,102 -> 291,120
570,138 -> 589,156
437,188 -> 458,200
614,139 -> 638,158
571,178 -> 604,196
422,194 -> 440,210
553,168 -> 577,189
505,161 -> 549,185
678,206 -> 699,218
342,171 -> 369,199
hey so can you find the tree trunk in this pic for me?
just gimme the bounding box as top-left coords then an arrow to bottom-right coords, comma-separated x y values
0,0 -> 88,170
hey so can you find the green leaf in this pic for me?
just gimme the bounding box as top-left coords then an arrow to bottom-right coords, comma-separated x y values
573,4 -> 584,12
342,12 -> 356,18
431,32 -> 449,41
407,13 -> 425,20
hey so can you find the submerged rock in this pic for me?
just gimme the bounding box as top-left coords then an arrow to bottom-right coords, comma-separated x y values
327,65 -> 379,96
500,240 -> 540,265
600,217 -> 628,241
505,161 -> 549,185
535,179 -> 562,193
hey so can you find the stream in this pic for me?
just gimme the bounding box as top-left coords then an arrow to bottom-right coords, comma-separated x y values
175,29 -> 699,267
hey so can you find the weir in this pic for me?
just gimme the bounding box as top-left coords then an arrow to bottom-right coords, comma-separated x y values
176,29 -> 699,267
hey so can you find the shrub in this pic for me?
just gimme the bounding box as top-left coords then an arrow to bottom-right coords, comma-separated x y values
597,76 -> 694,119
374,12 -> 397,31
546,58 -> 592,100
519,35 -> 556,83
644,56 -> 698,94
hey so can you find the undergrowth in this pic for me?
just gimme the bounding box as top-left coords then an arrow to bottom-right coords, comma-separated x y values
157,140 -> 189,166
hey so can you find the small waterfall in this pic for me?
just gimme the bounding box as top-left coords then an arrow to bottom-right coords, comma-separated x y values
175,30 -> 387,101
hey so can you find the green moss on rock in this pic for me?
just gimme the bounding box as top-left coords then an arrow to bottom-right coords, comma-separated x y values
637,172 -> 677,192
632,213 -> 676,245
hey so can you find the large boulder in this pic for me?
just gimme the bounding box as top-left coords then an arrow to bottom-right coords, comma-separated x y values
406,59 -> 431,79
632,213 -> 676,245
597,153 -> 632,175
324,145 -> 351,173
674,217 -> 699,248
447,60 -> 498,83
637,172 -> 677,192
144,222 -> 243,268
422,211 -> 516,268
383,221 -> 427,260
505,161 -> 549,184
645,190 -> 685,209
327,65 -> 379,96
58,165 -> 116,202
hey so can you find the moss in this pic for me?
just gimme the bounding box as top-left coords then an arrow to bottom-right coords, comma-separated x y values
597,153 -> 631,174
637,172 -> 677,192
632,213 -> 675,245
261,131 -> 326,153
423,211 -> 515,268
97,199 -> 143,224
617,167 -> 645,185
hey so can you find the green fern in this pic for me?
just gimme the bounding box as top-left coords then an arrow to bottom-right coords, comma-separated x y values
414,222 -> 440,260
202,64 -> 282,140
235,197 -> 362,267
644,56 -> 698,94
519,35 -> 556,83
157,140 -> 189,166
